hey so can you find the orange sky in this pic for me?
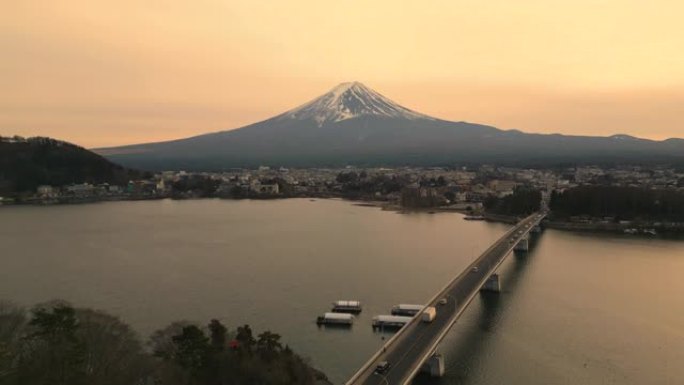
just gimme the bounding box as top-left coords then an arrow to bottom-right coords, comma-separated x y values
1,0 -> 683,148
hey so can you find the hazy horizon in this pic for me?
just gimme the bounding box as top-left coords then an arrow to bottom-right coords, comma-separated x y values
2,1 -> 683,148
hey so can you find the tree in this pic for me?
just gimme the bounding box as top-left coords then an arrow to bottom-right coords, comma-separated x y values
73,308 -> 151,385
550,185 -> 684,221
0,302 -> 26,380
18,303 -> 85,385
1,301 -> 329,385
27,304 -> 79,341
149,321 -> 193,360
484,187 -> 541,216
256,331 -> 282,360
4,302 -> 154,385
235,324 -> 256,352
171,325 -> 209,376
208,319 -> 227,351
335,172 -> 358,184
229,185 -> 246,198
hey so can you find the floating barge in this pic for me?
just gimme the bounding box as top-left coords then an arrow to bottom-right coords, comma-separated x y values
317,312 -> 354,326
372,315 -> 413,330
391,304 -> 424,316
332,300 -> 362,313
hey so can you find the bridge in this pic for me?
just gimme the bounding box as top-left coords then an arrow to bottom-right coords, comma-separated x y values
346,212 -> 547,385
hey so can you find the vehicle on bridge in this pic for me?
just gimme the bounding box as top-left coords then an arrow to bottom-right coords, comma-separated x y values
421,306 -> 436,322
374,361 -> 391,374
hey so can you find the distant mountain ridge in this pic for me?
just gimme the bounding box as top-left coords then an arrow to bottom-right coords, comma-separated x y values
97,82 -> 684,170
0,136 -> 139,194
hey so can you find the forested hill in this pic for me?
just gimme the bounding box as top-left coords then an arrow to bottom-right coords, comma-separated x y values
0,136 -> 140,194
550,185 -> 684,221
0,301 -> 331,385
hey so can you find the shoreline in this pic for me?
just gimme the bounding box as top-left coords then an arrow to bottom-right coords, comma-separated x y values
3,195 -> 683,237
481,212 -> 684,237
387,209 -> 684,237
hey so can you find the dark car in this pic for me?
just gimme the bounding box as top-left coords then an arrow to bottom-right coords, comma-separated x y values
375,361 -> 391,374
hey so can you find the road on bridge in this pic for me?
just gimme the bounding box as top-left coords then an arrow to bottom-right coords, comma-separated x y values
347,212 -> 545,385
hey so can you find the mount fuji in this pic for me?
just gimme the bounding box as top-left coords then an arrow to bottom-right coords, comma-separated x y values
274,81 -> 433,125
98,82 -> 684,170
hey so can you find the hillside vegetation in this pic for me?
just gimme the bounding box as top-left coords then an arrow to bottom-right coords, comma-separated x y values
0,136 -> 140,194
484,187 -> 542,217
0,301 -> 329,385
550,185 -> 684,221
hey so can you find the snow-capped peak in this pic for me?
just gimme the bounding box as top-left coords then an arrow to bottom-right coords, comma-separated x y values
275,81 -> 434,126
610,134 -> 639,141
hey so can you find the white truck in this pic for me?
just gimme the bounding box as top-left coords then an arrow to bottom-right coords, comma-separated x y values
422,306 -> 436,323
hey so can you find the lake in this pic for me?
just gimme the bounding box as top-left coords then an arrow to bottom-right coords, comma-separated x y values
1,199 -> 682,384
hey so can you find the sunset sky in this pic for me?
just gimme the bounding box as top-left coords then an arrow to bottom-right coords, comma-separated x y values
2,0 -> 683,148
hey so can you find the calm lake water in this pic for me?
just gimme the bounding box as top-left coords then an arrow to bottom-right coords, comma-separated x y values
1,199 -> 683,384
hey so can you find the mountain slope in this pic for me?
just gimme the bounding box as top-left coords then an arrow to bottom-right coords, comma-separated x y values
97,82 -> 684,170
0,136 -> 139,194
273,81 -> 433,125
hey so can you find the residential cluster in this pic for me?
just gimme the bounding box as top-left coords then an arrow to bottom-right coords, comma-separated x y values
14,165 -> 684,211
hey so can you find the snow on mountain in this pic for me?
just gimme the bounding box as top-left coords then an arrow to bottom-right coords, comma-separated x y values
610,134 -> 640,141
274,81 -> 434,126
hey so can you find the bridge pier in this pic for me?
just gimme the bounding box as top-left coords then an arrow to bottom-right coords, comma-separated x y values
514,234 -> 529,252
420,353 -> 445,377
480,273 -> 500,292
